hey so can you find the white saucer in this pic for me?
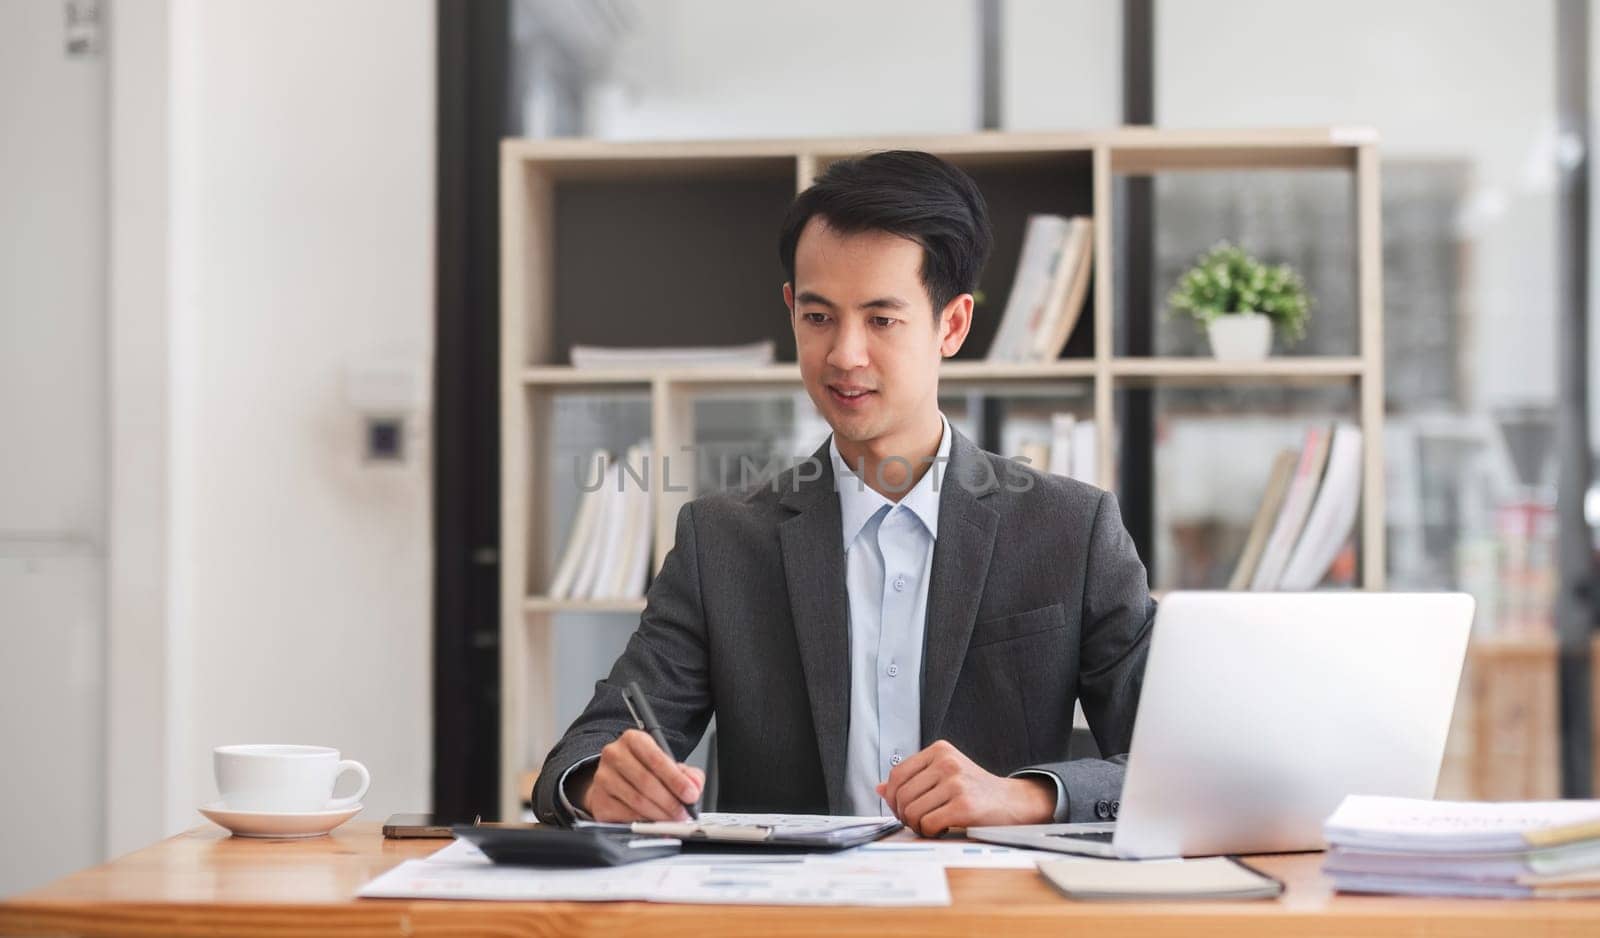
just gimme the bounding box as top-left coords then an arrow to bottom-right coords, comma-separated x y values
198,801 -> 362,839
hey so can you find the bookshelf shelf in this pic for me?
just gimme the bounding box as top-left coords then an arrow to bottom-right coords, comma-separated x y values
1110,357 -> 1365,385
498,127 -> 1387,818
523,358 -> 1360,388
522,360 -> 1101,388
523,597 -> 647,615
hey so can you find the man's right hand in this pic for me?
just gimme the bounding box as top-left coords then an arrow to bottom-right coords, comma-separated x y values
575,729 -> 705,822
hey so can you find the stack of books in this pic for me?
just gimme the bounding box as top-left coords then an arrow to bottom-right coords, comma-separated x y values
986,214 -> 1093,363
1229,422 -> 1363,590
546,442 -> 654,601
1323,795 -> 1600,899
1014,413 -> 1098,488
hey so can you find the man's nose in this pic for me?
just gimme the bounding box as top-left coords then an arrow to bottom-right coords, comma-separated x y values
826,320 -> 870,371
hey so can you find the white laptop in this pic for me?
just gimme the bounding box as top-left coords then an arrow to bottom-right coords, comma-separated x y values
969,591 -> 1474,859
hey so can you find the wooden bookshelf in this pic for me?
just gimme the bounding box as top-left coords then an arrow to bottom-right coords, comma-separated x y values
498,127 -> 1387,819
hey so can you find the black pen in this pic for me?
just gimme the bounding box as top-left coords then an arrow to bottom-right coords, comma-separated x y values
622,681 -> 700,820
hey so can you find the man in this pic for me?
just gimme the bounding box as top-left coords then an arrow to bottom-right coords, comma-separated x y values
533,150 -> 1155,835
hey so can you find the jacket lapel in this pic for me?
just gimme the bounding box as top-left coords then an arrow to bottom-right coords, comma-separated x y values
921,429 -> 1000,745
778,441 -> 851,813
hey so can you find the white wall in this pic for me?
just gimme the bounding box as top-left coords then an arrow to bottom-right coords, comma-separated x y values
160,0 -> 436,830
1003,0 -> 1121,130
588,0 -> 979,138
1158,0 -> 1559,415
583,0 -> 1119,139
0,0 -> 108,896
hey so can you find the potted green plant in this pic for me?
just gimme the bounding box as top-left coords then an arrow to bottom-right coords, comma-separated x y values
1167,243 -> 1312,361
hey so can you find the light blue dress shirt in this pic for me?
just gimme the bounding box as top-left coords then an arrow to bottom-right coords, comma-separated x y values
833,415 -> 1067,820
832,418 -> 951,816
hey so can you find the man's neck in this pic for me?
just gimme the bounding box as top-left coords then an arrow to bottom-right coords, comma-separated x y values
834,410 -> 945,502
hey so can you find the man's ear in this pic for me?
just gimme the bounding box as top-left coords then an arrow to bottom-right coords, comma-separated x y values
938,293 -> 975,357
780,281 -> 800,332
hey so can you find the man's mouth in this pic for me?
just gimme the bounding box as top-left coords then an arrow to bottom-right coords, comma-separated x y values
828,384 -> 876,407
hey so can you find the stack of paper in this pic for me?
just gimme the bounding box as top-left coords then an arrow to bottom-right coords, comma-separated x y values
1323,795 -> 1600,898
358,834 -> 951,906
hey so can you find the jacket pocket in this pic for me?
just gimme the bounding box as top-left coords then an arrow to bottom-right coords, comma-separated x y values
969,602 -> 1067,648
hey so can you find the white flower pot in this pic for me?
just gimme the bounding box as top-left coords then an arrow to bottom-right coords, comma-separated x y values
1207,313 -> 1272,361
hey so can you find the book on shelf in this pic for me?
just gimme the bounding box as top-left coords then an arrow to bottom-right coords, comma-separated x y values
546,449 -> 609,600
1018,413 -> 1097,487
614,443 -> 654,599
571,458 -> 623,599
1248,424 -> 1333,591
1019,440 -> 1051,476
1277,424 -> 1363,590
1322,795 -> 1600,899
548,441 -> 654,602
569,340 -> 775,370
1047,413 -> 1075,477
1028,217 -> 1094,363
986,215 -> 1093,364
1228,448 -> 1299,590
1069,418 -> 1097,488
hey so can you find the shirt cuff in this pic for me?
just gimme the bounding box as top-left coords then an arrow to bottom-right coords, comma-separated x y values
1008,768 -> 1069,823
557,755 -> 602,823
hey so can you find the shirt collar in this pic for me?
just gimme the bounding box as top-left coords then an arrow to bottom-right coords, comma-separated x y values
830,414 -> 951,549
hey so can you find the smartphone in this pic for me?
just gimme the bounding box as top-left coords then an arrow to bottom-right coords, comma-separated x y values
382,812 -> 482,839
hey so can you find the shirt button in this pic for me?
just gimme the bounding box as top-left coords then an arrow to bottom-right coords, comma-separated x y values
893,575 -> 907,592
890,753 -> 904,766
887,664 -> 899,677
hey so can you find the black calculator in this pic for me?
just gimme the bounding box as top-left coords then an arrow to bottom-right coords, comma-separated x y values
451,826 -> 681,867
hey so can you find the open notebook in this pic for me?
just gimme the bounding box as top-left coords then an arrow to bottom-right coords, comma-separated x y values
576,813 -> 901,849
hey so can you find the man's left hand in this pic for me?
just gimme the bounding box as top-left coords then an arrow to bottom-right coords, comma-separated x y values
875,740 -> 1056,837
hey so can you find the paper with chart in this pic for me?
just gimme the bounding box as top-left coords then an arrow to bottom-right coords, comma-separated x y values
652,858 -> 948,906
836,839 -> 1068,869
357,836 -> 949,906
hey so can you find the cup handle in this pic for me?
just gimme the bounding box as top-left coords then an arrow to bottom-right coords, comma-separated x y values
327,760 -> 371,809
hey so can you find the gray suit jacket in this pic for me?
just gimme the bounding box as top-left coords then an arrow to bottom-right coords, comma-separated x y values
533,427 -> 1155,824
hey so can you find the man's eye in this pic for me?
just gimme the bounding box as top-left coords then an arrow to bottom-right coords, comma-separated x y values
871,316 -> 897,328
803,312 -> 829,324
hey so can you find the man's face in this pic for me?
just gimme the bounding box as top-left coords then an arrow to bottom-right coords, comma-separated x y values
784,217 -> 972,452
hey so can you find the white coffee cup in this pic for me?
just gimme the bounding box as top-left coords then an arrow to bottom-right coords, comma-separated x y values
213,744 -> 371,813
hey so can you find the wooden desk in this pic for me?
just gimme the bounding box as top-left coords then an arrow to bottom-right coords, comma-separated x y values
3,823 -> 1598,937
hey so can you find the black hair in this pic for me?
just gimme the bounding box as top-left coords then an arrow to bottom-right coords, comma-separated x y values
777,150 -> 992,317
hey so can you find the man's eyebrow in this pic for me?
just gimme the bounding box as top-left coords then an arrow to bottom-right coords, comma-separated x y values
795,291 -> 910,311
795,290 -> 836,308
